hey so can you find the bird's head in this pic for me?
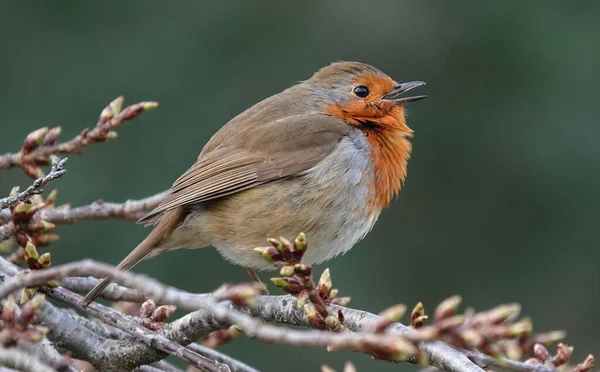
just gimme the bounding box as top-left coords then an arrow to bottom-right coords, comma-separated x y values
309,61 -> 426,130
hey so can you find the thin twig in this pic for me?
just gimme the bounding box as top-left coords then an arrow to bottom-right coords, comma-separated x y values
0,158 -> 67,211
40,190 -> 167,224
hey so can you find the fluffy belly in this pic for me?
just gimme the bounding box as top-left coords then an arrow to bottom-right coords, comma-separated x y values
169,135 -> 380,270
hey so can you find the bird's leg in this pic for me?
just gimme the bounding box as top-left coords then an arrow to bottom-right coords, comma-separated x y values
246,267 -> 269,295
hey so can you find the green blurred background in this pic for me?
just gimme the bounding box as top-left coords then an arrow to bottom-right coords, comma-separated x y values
1,1 -> 599,371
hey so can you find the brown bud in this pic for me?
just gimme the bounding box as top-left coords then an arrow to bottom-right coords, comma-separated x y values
29,220 -> 56,233
460,329 -> 484,348
474,303 -> 521,326
435,314 -> 465,333
22,127 -> 49,153
2,296 -> 16,325
140,299 -> 157,318
509,318 -> 532,338
297,290 -> 310,308
23,164 -> 45,179
331,297 -> 351,307
152,305 -> 176,322
32,233 -> 60,246
325,314 -> 342,331
278,236 -> 292,250
502,340 -> 522,361
294,232 -> 307,251
411,302 -> 427,328
372,304 -> 407,333
15,233 -> 29,248
573,354 -> 595,372
389,338 -> 419,362
434,295 -> 462,322
13,202 -> 32,219
227,283 -> 261,308
45,189 -> 58,206
24,241 -> 39,260
270,276 -> 304,294
304,303 -> 326,329
553,343 -> 573,367
533,343 -> 550,362
267,238 -> 284,253
317,268 -> 332,297
106,131 -> 119,141
9,186 -> 19,197
37,252 -> 52,268
45,279 -> 60,287
280,265 -> 295,277
41,127 -> 62,147
33,155 -> 51,166
19,287 -> 37,305
293,263 -> 311,275
109,96 -> 124,116
20,294 -> 45,326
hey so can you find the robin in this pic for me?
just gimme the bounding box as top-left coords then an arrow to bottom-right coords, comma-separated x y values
83,61 -> 426,305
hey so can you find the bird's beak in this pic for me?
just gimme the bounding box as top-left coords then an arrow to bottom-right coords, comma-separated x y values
381,81 -> 427,104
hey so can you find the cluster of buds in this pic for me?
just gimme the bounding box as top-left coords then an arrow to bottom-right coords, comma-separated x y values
87,97 -> 158,147
135,299 -> 177,331
254,232 -> 307,264
345,295 -> 591,365
18,127 -> 63,178
256,233 -> 349,332
202,325 -> 241,349
404,296 -> 535,356
17,241 -> 58,304
4,97 -> 158,178
387,296 -> 595,368
525,343 -> 595,372
0,295 -> 48,346
9,188 -> 59,250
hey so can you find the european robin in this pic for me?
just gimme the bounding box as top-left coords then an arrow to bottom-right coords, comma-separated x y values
82,61 -> 426,305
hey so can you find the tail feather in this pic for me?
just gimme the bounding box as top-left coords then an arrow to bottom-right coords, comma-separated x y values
81,208 -> 183,306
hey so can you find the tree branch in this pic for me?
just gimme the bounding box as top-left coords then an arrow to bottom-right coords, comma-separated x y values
0,346 -> 57,372
44,286 -> 231,372
0,158 -> 67,211
0,98 -> 157,176
0,258 -> 486,372
39,191 -> 167,225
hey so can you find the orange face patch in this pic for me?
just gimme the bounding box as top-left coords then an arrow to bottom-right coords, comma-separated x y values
325,74 -> 404,128
325,73 -> 414,213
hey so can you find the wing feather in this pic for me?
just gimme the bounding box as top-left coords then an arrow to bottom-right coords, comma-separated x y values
138,114 -> 349,225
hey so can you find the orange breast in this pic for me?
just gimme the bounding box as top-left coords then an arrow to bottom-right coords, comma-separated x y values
326,101 -> 413,213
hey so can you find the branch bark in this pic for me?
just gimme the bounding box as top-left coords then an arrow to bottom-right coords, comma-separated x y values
0,158 -> 67,210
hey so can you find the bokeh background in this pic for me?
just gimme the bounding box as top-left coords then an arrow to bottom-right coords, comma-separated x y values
1,1 -> 599,371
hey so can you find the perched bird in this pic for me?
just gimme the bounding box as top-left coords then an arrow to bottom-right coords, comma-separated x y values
82,61 -> 426,305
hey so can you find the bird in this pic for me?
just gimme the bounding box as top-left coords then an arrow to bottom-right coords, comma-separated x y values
82,61 -> 426,305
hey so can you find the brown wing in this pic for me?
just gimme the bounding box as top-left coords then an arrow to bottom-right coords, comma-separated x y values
138,113 -> 349,225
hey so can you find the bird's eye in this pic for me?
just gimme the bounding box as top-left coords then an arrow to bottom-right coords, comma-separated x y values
353,85 -> 370,98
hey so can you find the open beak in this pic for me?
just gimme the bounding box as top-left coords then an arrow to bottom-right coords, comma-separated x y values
381,81 -> 427,104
